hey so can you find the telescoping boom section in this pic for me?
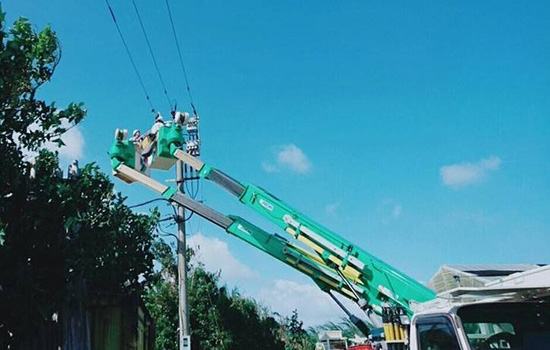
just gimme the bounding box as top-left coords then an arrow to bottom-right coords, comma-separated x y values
109,123 -> 436,319
170,152 -> 435,316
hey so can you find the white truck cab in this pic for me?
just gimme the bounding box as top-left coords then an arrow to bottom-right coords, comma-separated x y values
409,295 -> 550,350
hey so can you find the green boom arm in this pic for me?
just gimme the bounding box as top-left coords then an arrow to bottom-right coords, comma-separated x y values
110,160 -> 364,304
171,150 -> 437,316
109,123 -> 436,318
111,159 -> 374,334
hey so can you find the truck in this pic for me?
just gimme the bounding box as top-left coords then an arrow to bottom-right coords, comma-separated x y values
109,120 -> 550,350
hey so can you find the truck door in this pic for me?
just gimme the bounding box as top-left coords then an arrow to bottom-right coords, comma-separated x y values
415,316 -> 463,350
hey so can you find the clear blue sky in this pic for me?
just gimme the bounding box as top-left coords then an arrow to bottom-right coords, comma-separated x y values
5,0 -> 550,324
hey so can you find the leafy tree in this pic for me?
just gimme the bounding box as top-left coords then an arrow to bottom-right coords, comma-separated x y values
0,8 -> 158,347
280,310 -> 316,350
219,289 -> 284,350
145,240 -> 233,350
146,240 -> 296,350
188,267 -> 233,349
144,241 -> 180,350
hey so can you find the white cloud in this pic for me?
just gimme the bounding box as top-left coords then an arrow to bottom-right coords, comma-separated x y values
257,279 -> 343,326
18,123 -> 85,166
392,204 -> 402,219
188,233 -> 255,281
44,125 -> 85,162
380,199 -> 403,224
261,161 -> 278,173
262,144 -> 312,174
277,144 -> 311,174
440,156 -> 501,189
325,202 -> 340,216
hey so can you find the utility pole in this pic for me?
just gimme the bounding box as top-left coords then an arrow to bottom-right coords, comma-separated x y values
176,112 -> 200,350
176,160 -> 191,349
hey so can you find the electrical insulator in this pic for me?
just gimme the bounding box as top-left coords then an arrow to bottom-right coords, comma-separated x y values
186,139 -> 200,156
114,128 -> 128,141
174,111 -> 190,126
186,117 -> 198,132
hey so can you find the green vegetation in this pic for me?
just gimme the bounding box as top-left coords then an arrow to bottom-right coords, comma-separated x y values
0,7 -> 158,347
145,240 -> 316,350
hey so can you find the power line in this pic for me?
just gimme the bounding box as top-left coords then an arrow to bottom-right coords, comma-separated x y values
131,0 -> 174,111
164,0 -> 198,116
128,197 -> 170,209
185,177 -> 200,199
156,225 -> 178,240
105,0 -> 156,113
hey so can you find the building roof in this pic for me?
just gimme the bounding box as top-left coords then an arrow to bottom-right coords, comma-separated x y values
428,264 -> 547,294
445,264 -> 545,277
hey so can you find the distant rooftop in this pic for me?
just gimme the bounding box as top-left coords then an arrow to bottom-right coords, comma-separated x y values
446,264 -> 546,277
429,264 -> 547,294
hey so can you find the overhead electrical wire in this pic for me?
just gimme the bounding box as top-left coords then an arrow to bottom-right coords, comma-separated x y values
128,197 -> 169,209
105,0 -> 156,113
163,0 -> 202,201
156,225 -> 178,240
107,0 -> 202,225
185,173 -> 200,199
131,0 -> 174,111
164,0 -> 198,116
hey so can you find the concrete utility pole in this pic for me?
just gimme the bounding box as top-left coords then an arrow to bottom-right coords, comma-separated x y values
176,159 -> 191,350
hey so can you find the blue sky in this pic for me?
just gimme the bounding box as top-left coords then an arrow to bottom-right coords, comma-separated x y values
5,0 -> 550,325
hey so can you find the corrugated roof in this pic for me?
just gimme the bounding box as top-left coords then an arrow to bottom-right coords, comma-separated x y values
428,264 -> 548,294
445,264 -> 545,276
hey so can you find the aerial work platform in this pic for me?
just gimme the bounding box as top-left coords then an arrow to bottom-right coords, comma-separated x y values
109,121 -> 550,349
109,120 -> 439,339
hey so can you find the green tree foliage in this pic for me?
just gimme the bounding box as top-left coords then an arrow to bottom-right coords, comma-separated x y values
143,241 -> 180,350
146,240 -> 319,350
145,240 -> 236,350
0,8 -> 158,347
188,267 -> 233,349
280,310 -> 317,350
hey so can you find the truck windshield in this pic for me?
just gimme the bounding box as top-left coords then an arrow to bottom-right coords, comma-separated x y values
457,302 -> 550,350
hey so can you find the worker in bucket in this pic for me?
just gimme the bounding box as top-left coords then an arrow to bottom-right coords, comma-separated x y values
150,113 -> 165,135
141,113 -> 165,167
130,129 -> 141,143
129,129 -> 145,170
